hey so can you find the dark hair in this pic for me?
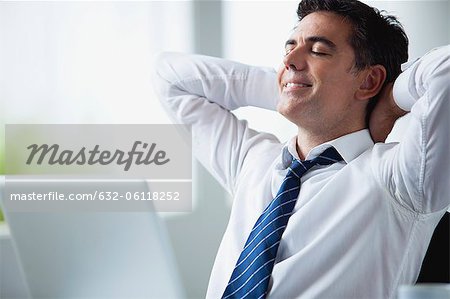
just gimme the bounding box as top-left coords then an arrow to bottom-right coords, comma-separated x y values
297,0 -> 409,123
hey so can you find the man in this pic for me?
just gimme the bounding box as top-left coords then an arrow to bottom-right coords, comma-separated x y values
153,0 -> 449,297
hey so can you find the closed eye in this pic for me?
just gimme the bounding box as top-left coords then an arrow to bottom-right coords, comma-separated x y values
284,48 -> 294,56
311,50 -> 328,56
284,39 -> 296,56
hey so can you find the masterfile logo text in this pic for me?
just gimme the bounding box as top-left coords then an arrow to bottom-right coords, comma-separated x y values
5,124 -> 190,178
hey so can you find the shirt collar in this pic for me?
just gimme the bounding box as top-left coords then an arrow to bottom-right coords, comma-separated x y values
280,129 -> 374,168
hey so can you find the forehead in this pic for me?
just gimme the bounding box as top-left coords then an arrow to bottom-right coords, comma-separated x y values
290,11 -> 353,47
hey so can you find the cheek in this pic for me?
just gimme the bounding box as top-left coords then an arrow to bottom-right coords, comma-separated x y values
329,68 -> 358,85
318,71 -> 357,98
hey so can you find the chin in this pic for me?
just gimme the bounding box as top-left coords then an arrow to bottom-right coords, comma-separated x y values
278,94 -> 303,111
277,101 -> 302,125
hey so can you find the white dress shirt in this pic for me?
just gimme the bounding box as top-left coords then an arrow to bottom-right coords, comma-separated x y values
152,45 -> 450,299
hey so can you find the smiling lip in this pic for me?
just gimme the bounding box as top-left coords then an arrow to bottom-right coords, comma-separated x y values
282,82 -> 313,92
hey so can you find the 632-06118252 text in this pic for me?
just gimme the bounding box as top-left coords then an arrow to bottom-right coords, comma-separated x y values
9,191 -> 181,201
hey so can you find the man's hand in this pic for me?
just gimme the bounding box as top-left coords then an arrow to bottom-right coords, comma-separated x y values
369,83 -> 408,143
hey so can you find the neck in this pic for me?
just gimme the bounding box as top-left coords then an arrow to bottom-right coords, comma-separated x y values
295,124 -> 364,160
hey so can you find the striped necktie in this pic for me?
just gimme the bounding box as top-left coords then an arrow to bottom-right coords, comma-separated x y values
222,147 -> 343,299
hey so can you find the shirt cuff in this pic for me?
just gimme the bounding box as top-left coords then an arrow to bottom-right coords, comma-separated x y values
392,60 -> 418,112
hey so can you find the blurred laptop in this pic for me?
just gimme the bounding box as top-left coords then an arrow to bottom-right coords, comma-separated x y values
1,179 -> 185,299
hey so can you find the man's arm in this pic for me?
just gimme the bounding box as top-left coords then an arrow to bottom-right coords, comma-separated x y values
152,52 -> 280,194
371,46 -> 450,213
369,82 -> 407,143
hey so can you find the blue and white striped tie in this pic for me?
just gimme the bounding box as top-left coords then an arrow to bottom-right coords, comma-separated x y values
222,147 -> 343,299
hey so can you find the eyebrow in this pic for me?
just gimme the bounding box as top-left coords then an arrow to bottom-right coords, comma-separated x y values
284,35 -> 337,51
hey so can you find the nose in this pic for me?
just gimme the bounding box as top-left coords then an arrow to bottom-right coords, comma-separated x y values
283,46 -> 306,71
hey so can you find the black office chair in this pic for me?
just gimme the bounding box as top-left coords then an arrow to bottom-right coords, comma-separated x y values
416,211 -> 450,283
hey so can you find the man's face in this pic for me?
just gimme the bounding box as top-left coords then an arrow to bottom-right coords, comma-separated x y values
277,11 -> 364,131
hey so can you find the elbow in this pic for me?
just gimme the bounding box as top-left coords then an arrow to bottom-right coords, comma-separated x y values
425,46 -> 450,92
152,51 -> 174,82
151,51 -> 178,101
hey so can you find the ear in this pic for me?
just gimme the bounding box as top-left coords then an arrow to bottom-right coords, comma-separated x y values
355,65 -> 387,101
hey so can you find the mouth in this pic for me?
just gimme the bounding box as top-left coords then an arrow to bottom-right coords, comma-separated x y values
283,82 -> 312,88
282,82 -> 313,91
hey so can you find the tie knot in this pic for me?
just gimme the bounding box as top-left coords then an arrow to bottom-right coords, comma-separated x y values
289,147 -> 343,178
